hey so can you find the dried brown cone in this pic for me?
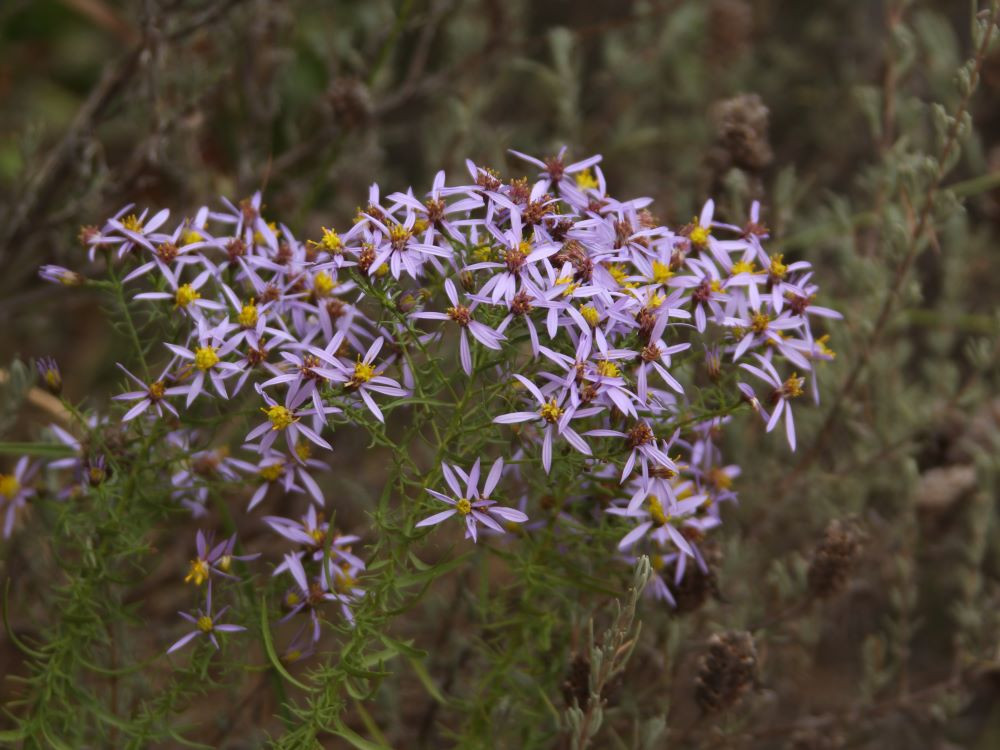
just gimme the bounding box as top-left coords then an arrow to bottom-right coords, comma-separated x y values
807,519 -> 862,600
560,653 -> 623,710
709,93 -> 774,173
694,631 -> 758,713
672,556 -> 720,614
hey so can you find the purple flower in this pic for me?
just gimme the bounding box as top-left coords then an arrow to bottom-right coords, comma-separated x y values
39,265 -> 84,286
492,375 -> 599,473
411,279 -> 506,375
245,384 -> 336,456
739,354 -> 805,450
0,457 -> 36,538
416,458 -> 527,542
167,582 -> 246,654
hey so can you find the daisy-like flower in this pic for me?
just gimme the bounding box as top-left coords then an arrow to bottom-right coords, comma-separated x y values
165,319 -> 243,406
508,147 -> 603,196
308,334 -> 408,422
113,363 -> 187,421
411,278 -> 506,376
245,384 -> 335,455
0,457 -> 36,538
39,264 -> 85,286
585,421 -> 676,484
416,458 -> 527,542
492,374 -> 599,473
133,266 -> 224,319
279,552 -> 355,641
232,446 -> 328,509
739,354 -> 805,450
183,530 -> 234,586
35,356 -> 62,395
266,506 -> 364,571
167,582 -> 246,654
607,490 -> 707,554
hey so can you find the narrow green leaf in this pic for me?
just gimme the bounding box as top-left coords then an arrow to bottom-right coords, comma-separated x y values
259,596 -> 310,691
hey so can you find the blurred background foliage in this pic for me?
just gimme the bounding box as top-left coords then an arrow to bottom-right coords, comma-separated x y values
2,0 -> 1000,747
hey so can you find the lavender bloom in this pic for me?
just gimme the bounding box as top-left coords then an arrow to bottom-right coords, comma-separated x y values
411,278 -> 506,376
35,356 -> 62,395
739,354 -> 805,450
607,490 -> 707,555
245,384 -> 336,455
113,363 -> 187,421
307,334 -> 408,422
164,319 -> 243,406
492,375 -> 598,473
416,458 -> 528,542
0,457 -> 37,538
167,582 -> 246,654
39,265 -> 85,286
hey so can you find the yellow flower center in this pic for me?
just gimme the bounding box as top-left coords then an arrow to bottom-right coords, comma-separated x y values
389,224 -> 411,246
185,559 -> 209,586
579,304 -> 600,328
539,398 -> 564,424
815,334 -> 836,359
264,405 -> 296,430
769,253 -> 788,279
471,243 -> 494,262
596,360 -> 620,378
648,292 -> 665,309
318,227 -> 343,253
182,229 -> 203,245
574,168 -> 598,190
334,564 -> 356,593
196,615 -> 214,633
750,311 -> 770,334
175,284 -> 201,308
0,474 -> 20,499
781,373 -> 804,399
238,299 -> 258,328
708,467 -> 733,491
218,554 -> 232,572
608,264 -> 628,285
313,271 -> 336,297
295,440 -> 313,462
193,346 -> 219,371
148,381 -> 166,400
456,498 -> 472,515
731,259 -> 756,275
648,496 -> 668,527
259,462 -> 284,482
651,260 -> 673,284
121,214 -> 143,233
689,222 -> 710,247
352,359 -> 375,384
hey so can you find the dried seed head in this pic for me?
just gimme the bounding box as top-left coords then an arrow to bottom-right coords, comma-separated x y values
672,559 -> 719,614
807,519 -> 861,599
695,631 -> 758,713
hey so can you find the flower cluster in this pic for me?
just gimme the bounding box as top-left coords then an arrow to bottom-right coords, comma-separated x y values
22,147 -> 837,656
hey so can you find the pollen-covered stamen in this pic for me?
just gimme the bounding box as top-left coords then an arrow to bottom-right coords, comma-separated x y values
258,462 -> 284,482
193,346 -> 219,371
313,271 -> 336,298
238,299 -> 258,328
196,614 -> 214,633
456,498 -> 472,515
768,253 -> 788,281
505,243 -> 529,274
0,474 -> 20,499
263,405 -> 297,431
148,380 -> 166,401
688,220 -> 711,248
350,358 -> 376,387
773,373 -> 804,403
750,311 -> 770,334
648,496 -> 668,527
447,305 -> 471,326
579,304 -> 600,328
652,260 -> 673,284
595,360 -> 620,378
575,168 -> 598,190
388,224 -> 411,250
692,279 -> 713,305
175,284 -> 201,309
640,343 -> 662,363
334,564 -> 357,593
424,198 -> 446,224
185,559 -> 209,586
787,293 -> 813,316
539,398 -> 564,424
511,291 -> 534,316
731,259 -> 756,275
226,238 -> 247,262
295,439 -> 313,462
156,242 -> 179,263
627,422 -> 655,449
121,214 -> 144,233
300,354 -> 324,381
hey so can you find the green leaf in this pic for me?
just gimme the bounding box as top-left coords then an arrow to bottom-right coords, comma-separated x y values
331,717 -> 393,750
259,596 -> 310,691
0,441 -> 76,457
406,654 -> 447,704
